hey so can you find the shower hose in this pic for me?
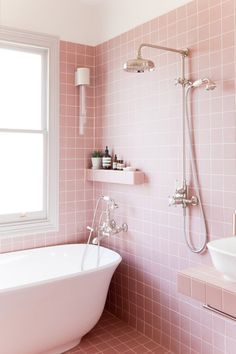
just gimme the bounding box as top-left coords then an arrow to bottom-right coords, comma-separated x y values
183,86 -> 208,253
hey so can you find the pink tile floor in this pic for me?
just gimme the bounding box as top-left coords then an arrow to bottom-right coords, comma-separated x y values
66,311 -> 173,354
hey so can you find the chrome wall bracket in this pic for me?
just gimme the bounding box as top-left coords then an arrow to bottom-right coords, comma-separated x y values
174,77 -> 191,87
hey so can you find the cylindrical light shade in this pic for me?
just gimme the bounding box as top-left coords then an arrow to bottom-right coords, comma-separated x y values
75,67 -> 90,86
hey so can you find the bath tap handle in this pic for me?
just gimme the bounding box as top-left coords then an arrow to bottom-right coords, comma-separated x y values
110,219 -> 117,229
168,196 -> 175,206
122,223 -> 128,232
110,220 -> 128,233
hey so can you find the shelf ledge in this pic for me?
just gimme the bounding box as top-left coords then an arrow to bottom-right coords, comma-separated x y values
178,266 -> 236,319
86,169 -> 145,185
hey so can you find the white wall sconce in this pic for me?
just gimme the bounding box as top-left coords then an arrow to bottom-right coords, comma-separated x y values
75,67 -> 90,135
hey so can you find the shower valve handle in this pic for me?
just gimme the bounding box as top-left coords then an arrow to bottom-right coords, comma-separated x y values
189,195 -> 198,206
174,77 -> 191,87
168,196 -> 177,206
168,195 -> 184,206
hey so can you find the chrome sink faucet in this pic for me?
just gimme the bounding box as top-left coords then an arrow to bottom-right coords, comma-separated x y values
168,179 -> 198,208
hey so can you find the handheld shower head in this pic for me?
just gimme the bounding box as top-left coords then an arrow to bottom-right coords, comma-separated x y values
191,79 -> 205,88
101,195 -> 118,209
191,78 -> 216,91
102,196 -> 113,202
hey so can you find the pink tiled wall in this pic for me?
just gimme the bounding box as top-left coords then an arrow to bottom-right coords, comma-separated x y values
0,41 -> 95,253
94,0 -> 236,353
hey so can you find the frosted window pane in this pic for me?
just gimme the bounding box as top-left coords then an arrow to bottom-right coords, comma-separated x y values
0,133 -> 44,215
0,47 -> 42,130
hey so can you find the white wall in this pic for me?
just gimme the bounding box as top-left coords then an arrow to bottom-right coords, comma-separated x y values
0,0 -> 98,45
93,0 -> 192,44
0,0 -> 193,45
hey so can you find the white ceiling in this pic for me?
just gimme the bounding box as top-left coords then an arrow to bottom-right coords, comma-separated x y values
0,0 -> 193,46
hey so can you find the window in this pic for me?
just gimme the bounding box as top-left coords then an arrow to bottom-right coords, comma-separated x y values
0,27 -> 59,236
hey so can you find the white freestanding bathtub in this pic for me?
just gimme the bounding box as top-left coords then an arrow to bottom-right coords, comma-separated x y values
0,243 -> 121,354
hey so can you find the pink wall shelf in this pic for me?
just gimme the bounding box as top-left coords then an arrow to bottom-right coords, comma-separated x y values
86,169 -> 145,185
178,266 -> 236,319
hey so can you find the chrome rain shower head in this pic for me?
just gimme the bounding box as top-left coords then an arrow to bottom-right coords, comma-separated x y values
191,78 -> 216,91
123,57 -> 155,73
123,43 -> 188,73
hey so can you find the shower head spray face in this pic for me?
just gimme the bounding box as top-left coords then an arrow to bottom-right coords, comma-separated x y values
205,81 -> 216,91
123,57 -> 155,73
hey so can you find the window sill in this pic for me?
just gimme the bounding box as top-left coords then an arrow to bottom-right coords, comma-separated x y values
0,218 -> 59,238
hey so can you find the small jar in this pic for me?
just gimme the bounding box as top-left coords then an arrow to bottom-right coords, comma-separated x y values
117,160 -> 124,170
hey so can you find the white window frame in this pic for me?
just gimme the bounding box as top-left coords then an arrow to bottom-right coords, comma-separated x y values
0,26 -> 59,237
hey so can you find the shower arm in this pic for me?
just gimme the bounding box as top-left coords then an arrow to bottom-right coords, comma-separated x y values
137,43 -> 189,59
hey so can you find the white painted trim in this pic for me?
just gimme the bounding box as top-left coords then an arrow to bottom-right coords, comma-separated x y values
0,25 -> 59,51
0,26 -> 59,237
0,129 -> 47,134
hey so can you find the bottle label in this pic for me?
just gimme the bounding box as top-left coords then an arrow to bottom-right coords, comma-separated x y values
102,157 -> 111,168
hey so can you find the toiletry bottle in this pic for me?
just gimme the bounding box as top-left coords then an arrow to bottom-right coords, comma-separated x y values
120,159 -> 125,170
102,146 -> 112,169
117,160 -> 120,170
112,154 -> 117,170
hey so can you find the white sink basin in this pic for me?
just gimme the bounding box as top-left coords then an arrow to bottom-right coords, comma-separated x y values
207,237 -> 236,282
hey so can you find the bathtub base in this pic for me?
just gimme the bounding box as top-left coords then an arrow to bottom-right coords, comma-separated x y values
44,338 -> 81,354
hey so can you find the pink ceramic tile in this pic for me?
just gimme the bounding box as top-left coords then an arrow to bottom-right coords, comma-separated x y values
222,290 -> 236,318
206,284 -> 222,310
177,274 -> 191,297
226,337 -> 236,354
191,278 -> 206,303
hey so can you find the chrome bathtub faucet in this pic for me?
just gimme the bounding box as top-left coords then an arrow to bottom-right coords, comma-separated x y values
92,221 -> 128,245
91,196 -> 128,245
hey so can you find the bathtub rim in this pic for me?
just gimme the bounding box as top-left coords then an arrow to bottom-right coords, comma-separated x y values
0,243 -> 122,294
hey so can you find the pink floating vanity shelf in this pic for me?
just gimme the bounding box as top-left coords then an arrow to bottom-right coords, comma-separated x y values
178,266 -> 236,320
86,169 -> 145,185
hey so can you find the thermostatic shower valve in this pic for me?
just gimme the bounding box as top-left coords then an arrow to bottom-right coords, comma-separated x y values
168,180 -> 198,208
